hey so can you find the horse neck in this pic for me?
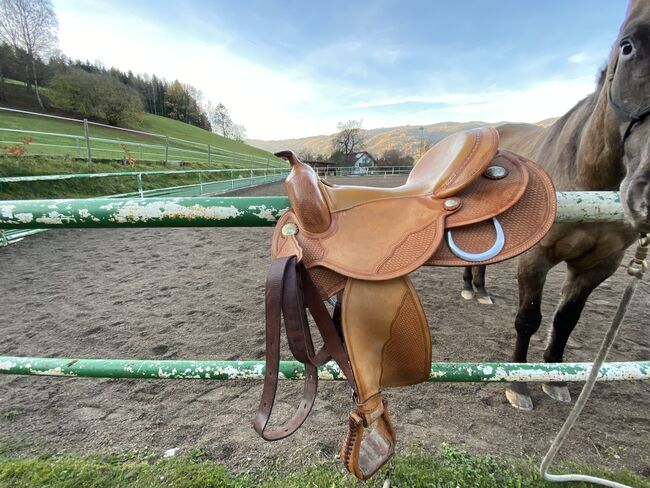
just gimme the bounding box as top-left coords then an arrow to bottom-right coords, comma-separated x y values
572,84 -> 626,190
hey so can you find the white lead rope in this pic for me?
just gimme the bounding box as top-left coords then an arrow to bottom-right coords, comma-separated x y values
540,234 -> 649,488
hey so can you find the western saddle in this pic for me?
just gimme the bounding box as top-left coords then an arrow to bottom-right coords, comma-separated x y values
254,127 -> 556,480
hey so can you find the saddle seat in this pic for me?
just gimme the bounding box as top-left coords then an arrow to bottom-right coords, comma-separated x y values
319,127 -> 498,211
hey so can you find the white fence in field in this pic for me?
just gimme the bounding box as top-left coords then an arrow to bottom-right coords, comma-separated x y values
0,107 -> 283,168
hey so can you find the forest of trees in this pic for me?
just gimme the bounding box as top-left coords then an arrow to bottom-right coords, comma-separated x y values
0,0 -> 244,138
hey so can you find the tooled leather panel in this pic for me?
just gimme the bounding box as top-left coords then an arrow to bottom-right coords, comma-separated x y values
297,197 -> 451,281
342,278 -> 416,402
375,219 -> 441,275
379,277 -> 431,388
271,212 -> 299,259
426,156 -> 557,266
444,150 -> 529,228
272,212 -> 345,299
308,266 -> 346,299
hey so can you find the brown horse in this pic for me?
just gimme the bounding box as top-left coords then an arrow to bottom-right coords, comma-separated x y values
465,0 -> 650,410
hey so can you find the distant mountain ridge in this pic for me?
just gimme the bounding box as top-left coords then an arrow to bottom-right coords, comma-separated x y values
249,119 -> 558,160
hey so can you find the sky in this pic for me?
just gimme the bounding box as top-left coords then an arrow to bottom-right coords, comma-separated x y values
53,0 -> 629,140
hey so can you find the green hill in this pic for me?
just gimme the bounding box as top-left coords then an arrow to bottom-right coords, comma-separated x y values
0,81 -> 282,170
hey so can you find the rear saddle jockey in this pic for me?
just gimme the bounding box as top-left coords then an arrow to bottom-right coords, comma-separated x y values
254,127 -> 556,480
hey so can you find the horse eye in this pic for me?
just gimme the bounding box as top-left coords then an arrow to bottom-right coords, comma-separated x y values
620,39 -> 635,58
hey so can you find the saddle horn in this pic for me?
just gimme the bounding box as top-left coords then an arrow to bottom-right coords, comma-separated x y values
276,150 -> 331,234
274,150 -> 300,166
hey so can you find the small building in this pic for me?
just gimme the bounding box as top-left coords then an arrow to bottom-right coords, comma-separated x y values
349,151 -> 377,175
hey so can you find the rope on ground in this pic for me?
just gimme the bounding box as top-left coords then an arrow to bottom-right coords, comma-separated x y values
540,233 -> 649,488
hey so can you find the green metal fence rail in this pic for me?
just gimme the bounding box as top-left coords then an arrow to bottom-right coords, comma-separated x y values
0,170 -> 289,245
0,168 -> 288,199
0,357 -> 647,382
0,191 -> 626,229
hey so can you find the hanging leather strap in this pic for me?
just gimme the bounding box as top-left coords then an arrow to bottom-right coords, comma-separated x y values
253,256 -> 355,441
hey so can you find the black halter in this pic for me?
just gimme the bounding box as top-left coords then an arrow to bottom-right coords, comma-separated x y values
607,57 -> 650,143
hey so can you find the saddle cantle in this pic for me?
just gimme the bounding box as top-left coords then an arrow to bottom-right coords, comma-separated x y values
254,127 -> 556,480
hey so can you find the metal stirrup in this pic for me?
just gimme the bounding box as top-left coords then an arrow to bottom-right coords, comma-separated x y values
446,217 -> 505,262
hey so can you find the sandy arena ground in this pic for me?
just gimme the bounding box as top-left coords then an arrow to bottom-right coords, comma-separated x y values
0,176 -> 648,476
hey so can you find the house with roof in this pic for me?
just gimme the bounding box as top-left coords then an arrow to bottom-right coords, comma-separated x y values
349,151 -> 377,174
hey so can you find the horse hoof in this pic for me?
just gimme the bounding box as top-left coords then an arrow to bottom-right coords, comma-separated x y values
461,290 -> 475,300
505,386 -> 534,411
476,294 -> 494,305
542,383 -> 572,403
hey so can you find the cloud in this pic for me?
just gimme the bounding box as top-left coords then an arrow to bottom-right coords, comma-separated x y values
53,0 -> 599,140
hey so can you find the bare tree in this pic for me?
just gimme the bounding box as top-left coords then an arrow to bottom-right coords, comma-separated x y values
0,0 -> 58,109
206,101 -> 233,137
232,123 -> 247,142
333,119 -> 365,159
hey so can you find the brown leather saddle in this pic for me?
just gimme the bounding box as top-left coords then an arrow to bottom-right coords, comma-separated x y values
254,127 -> 556,480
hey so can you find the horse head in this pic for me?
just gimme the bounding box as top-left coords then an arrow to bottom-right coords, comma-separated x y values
609,0 -> 650,233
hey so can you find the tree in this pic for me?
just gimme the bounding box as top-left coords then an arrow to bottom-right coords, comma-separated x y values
206,101 -> 233,137
231,123 -> 247,142
378,148 -> 414,167
48,69 -> 143,126
333,119 -> 365,159
0,0 -> 58,109
164,80 -> 211,130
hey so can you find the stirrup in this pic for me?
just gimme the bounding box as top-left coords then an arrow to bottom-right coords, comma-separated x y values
446,217 -> 505,262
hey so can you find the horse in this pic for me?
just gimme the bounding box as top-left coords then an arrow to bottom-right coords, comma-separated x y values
464,0 -> 650,410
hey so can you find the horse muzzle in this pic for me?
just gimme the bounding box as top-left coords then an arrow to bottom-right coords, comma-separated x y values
623,177 -> 650,232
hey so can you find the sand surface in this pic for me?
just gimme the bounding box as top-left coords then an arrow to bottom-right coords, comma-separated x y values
0,176 -> 648,476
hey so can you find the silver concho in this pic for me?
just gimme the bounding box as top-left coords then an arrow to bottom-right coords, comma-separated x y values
281,223 -> 298,236
443,198 -> 461,211
484,165 -> 508,180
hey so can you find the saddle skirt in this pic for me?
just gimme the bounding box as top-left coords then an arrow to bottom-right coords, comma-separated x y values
255,127 -> 556,480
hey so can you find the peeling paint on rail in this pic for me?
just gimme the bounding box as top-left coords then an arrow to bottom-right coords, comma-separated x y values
0,192 -> 626,229
0,197 -> 290,228
0,357 -> 647,382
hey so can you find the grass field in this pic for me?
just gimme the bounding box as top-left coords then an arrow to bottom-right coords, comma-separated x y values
1,82 -> 282,170
0,445 -> 646,488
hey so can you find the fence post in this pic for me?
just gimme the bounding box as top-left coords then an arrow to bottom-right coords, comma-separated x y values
199,172 -> 203,195
83,119 -> 92,164
164,136 -> 169,164
207,144 -> 211,165
231,170 -> 234,189
137,173 -> 144,199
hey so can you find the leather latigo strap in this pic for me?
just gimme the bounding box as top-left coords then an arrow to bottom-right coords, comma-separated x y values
253,256 -> 355,440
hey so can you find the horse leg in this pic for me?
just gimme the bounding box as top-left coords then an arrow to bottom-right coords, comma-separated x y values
541,253 -> 624,403
461,266 -> 475,300
505,248 -> 554,411
472,265 -> 493,304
